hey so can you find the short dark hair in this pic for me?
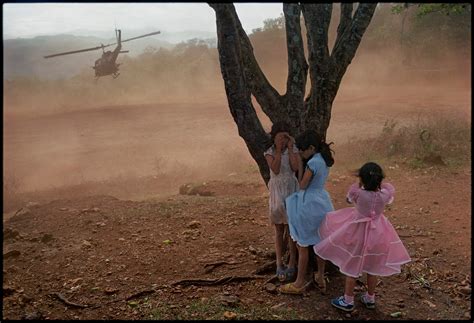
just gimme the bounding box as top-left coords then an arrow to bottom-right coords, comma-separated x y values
358,162 -> 385,191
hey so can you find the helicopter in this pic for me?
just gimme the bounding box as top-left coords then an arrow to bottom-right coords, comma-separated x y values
43,29 -> 161,79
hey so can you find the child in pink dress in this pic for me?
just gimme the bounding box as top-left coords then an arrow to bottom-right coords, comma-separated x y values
313,162 -> 411,312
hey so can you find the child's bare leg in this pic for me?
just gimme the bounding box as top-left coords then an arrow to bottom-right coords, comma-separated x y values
316,255 -> 326,278
293,245 -> 308,288
315,255 -> 327,292
366,274 -> 377,296
274,224 -> 285,269
344,276 -> 357,297
287,231 -> 297,269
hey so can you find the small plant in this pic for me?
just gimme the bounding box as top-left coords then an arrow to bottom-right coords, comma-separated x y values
150,299 -> 299,320
338,115 -> 470,169
153,156 -> 168,177
382,119 -> 398,136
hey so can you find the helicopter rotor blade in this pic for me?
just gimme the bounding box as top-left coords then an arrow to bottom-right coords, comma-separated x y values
121,31 -> 161,44
43,31 -> 160,59
44,43 -> 114,58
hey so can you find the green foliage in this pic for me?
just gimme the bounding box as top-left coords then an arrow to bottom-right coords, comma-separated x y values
377,3 -> 470,66
4,4 -> 471,116
391,3 -> 471,18
252,14 -> 285,36
150,299 -> 300,320
416,3 -> 469,17
262,14 -> 285,31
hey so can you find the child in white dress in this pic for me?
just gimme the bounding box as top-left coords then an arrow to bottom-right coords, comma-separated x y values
264,122 -> 302,282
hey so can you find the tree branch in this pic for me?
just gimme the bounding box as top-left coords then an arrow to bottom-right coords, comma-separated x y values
301,4 -> 333,94
211,4 -> 282,123
332,3 -> 354,55
330,3 -> 377,88
282,3 -> 308,129
301,4 -> 333,133
210,3 -> 272,184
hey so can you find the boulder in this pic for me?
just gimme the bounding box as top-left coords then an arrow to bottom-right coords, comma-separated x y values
179,183 -> 214,196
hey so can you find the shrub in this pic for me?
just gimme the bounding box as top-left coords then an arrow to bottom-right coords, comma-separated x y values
338,114 -> 471,168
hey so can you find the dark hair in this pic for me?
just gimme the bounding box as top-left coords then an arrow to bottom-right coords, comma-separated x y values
296,130 -> 334,167
270,122 -> 291,142
358,162 -> 385,191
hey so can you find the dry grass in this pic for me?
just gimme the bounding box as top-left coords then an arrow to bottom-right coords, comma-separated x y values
335,113 -> 471,169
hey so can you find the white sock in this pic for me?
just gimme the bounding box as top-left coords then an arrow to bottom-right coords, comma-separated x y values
344,294 -> 354,305
365,292 -> 375,302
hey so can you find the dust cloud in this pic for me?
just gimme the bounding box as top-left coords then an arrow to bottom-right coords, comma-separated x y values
3,9 -> 471,212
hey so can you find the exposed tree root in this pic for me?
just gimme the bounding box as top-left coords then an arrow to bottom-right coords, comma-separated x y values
254,260 -> 276,275
204,261 -> 241,273
125,289 -> 156,301
263,274 -> 278,285
50,292 -> 88,308
171,275 -> 265,287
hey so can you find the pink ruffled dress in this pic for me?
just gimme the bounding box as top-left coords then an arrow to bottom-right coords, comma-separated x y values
313,182 -> 411,278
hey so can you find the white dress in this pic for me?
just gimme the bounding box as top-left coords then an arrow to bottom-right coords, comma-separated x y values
264,145 -> 299,224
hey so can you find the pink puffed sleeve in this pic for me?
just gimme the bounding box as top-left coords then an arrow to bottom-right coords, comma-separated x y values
380,182 -> 395,205
346,182 -> 361,204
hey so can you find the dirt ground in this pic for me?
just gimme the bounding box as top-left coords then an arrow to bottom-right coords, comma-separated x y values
2,161 -> 471,320
2,83 -> 471,320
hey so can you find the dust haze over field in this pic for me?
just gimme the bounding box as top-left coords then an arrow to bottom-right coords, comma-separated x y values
3,5 -> 471,212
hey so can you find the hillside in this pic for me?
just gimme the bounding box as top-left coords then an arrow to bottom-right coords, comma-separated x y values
3,3 -> 472,320
3,32 -> 217,80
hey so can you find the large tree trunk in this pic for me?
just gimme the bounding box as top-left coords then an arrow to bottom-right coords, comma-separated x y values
210,3 -> 377,184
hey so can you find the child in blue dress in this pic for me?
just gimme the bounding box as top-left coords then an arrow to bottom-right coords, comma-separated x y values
279,130 -> 335,294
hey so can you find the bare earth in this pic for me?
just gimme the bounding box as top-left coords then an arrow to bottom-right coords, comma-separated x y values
2,90 -> 471,320
2,164 -> 471,320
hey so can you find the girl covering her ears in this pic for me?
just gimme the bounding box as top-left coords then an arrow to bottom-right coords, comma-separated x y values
279,130 -> 335,294
264,122 -> 302,282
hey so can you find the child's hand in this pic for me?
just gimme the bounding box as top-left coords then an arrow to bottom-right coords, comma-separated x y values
275,133 -> 286,152
286,135 -> 295,150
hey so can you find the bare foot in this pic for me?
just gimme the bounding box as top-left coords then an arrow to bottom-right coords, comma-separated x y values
313,272 -> 327,294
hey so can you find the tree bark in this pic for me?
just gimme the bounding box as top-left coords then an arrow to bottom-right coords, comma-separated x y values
209,3 -> 377,184
210,4 -> 272,184
282,3 -> 308,130
300,4 -> 333,135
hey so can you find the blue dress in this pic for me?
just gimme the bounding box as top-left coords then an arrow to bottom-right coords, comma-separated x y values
285,153 -> 334,246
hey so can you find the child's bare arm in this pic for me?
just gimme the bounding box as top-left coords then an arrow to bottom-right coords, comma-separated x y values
296,154 -> 303,182
266,134 -> 286,174
299,168 -> 313,190
287,135 -> 300,173
289,149 -> 303,180
265,152 -> 282,175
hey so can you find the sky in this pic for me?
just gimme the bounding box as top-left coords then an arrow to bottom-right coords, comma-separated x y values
3,2 -> 284,39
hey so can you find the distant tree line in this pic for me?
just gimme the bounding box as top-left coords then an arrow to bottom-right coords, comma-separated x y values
4,4 -> 470,116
